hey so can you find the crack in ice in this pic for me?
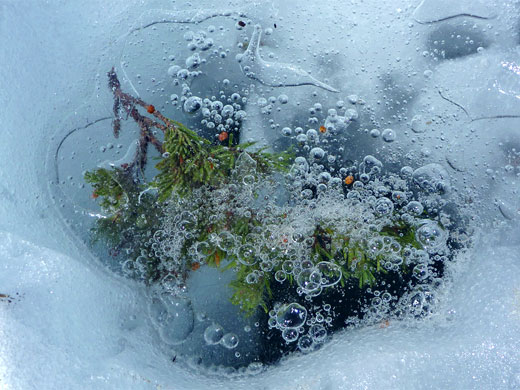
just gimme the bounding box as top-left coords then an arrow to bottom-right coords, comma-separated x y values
239,25 -> 339,93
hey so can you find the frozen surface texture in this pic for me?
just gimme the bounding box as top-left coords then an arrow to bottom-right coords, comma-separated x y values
1,0 -> 520,388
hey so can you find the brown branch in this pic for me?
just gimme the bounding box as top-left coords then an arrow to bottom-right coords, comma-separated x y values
107,68 -> 168,172
108,67 -> 172,130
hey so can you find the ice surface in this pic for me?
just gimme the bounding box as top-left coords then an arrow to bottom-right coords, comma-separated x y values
2,0 -> 520,388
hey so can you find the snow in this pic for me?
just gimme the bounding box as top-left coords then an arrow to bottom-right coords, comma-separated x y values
1,0 -> 520,388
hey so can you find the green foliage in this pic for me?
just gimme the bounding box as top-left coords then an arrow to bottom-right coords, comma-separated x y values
84,168 -> 129,212
229,264 -> 270,317
311,222 -> 422,290
84,167 -> 164,278
85,116 -> 425,317
154,121 -> 294,201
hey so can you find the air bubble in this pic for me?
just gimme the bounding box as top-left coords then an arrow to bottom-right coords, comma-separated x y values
416,221 -> 447,252
370,129 -> 380,138
298,335 -> 313,352
278,94 -> 289,104
276,303 -> 307,329
282,328 -> 299,343
310,324 -> 327,342
220,332 -> 239,349
238,244 -> 256,265
204,324 -> 224,345
221,105 -> 234,117
309,147 -> 325,161
281,127 -> 292,136
413,264 -> 429,280
375,197 -> 394,216
381,128 -> 396,142
184,96 -> 202,113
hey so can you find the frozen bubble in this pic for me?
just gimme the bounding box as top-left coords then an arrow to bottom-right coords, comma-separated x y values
346,108 -> 358,120
296,134 -> 308,143
167,65 -> 181,76
257,97 -> 268,107
381,128 -> 396,142
246,272 -> 259,284
204,323 -> 224,345
363,155 -> 382,170
234,110 -> 247,121
318,172 -> 331,183
220,332 -> 239,349
416,221 -> 447,252
238,244 -> 257,265
221,104 -> 234,117
185,53 -> 201,69
281,127 -> 292,136
184,96 -> 203,113
218,231 -> 235,250
278,94 -> 288,104
212,100 -> 223,111
276,303 -> 307,329
413,163 -> 451,194
235,152 -> 257,175
348,94 -> 359,104
370,129 -> 380,138
282,260 -> 295,272
201,107 -> 211,118
406,201 -> 424,215
298,335 -> 313,352
375,197 -> 394,216
498,200 -> 517,220
401,166 -> 413,177
282,328 -> 299,343
158,298 -> 194,345
317,262 -> 342,287
411,114 -> 428,133
413,264 -> 429,280
297,269 -> 322,292
242,174 -> 255,185
309,147 -> 325,161
198,38 -> 213,51
177,68 -> 189,79
306,129 -> 318,141
310,324 -> 327,342
275,270 -> 287,282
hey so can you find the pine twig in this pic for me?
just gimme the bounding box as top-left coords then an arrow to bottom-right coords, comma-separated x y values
107,68 -> 166,171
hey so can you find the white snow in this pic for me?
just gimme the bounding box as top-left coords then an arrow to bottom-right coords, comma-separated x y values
2,0 -> 520,388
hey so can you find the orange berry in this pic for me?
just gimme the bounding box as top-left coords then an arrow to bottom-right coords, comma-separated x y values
344,175 -> 354,185
218,131 -> 228,142
191,262 -> 200,271
319,125 -> 327,133
379,320 -> 390,328
92,191 -> 99,199
147,105 -> 155,114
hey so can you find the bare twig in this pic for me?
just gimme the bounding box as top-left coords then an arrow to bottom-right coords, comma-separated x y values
107,68 -> 167,172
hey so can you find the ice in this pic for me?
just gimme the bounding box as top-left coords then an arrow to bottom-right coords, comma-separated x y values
238,25 -> 340,92
413,0 -> 497,24
2,0 -> 520,388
